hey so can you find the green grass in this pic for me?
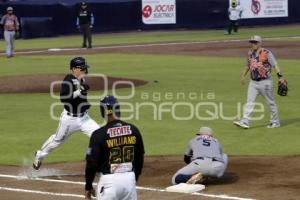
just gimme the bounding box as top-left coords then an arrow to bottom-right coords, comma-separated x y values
0,24 -> 300,51
0,54 -> 300,165
0,25 -> 300,165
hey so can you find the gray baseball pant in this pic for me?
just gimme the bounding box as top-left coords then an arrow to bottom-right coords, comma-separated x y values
4,30 -> 15,57
241,79 -> 280,125
172,154 -> 228,185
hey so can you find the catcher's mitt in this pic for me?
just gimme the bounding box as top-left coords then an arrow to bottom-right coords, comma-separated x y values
277,79 -> 288,96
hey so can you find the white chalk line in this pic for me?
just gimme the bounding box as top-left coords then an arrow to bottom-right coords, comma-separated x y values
0,35 -> 299,56
0,186 -> 86,198
0,173 -> 255,200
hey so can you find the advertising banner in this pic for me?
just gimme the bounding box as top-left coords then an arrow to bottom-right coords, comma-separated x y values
230,0 -> 288,19
142,0 -> 176,24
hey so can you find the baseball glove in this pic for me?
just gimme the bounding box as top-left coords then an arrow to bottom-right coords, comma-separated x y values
15,31 -> 20,39
277,79 -> 288,96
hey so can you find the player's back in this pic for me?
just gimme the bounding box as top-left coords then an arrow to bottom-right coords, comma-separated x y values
92,119 -> 144,175
189,135 -> 223,162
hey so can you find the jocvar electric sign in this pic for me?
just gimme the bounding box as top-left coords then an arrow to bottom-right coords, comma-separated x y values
142,0 -> 176,24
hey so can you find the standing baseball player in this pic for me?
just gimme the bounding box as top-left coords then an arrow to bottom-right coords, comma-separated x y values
76,2 -> 94,49
226,0 -> 243,35
33,57 -> 100,170
85,95 -> 145,200
0,7 -> 20,58
234,35 -> 285,129
172,127 -> 228,185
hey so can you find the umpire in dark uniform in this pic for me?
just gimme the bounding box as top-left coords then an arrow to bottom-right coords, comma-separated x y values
85,95 -> 145,200
76,2 -> 94,48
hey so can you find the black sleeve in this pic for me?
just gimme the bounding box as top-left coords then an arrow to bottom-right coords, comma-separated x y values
134,127 -> 145,182
85,131 -> 100,190
184,155 -> 191,164
60,76 -> 74,104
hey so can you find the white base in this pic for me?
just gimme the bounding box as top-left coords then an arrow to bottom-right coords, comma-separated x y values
165,183 -> 205,193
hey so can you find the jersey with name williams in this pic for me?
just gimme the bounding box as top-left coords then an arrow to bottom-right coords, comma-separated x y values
85,119 -> 144,189
60,74 -> 90,114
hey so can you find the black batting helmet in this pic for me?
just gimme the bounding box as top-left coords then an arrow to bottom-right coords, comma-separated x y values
100,95 -> 120,118
70,56 -> 89,70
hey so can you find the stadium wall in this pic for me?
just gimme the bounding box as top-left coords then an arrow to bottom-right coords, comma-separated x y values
0,0 -> 299,38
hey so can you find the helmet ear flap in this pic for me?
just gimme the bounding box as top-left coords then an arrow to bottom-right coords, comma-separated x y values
100,105 -> 105,118
99,96 -> 120,119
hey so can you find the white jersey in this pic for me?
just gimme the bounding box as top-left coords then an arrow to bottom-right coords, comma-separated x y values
228,6 -> 243,20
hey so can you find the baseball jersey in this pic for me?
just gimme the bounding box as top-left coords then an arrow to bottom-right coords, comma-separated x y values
0,14 -> 19,31
246,48 -> 277,81
77,9 -> 94,26
228,6 -> 243,20
60,74 -> 90,114
185,135 -> 224,163
85,119 -> 145,190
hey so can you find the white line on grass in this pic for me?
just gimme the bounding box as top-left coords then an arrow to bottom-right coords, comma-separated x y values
0,173 -> 255,200
0,186 -> 85,198
0,35 -> 299,56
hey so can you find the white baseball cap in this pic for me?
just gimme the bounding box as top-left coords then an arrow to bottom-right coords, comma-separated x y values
7,7 -> 13,11
249,35 -> 262,43
197,127 -> 213,136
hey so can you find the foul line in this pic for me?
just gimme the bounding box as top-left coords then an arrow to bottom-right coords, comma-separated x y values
0,174 -> 255,200
0,186 -> 86,199
0,35 -> 299,56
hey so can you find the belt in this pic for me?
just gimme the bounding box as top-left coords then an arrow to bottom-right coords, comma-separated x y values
67,112 -> 86,117
252,78 -> 266,81
196,157 -> 219,161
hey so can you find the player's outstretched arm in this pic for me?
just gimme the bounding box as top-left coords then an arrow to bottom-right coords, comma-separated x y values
241,67 -> 249,85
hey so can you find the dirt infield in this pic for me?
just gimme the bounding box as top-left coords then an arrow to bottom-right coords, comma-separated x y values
0,74 -> 147,93
0,156 -> 299,200
15,40 -> 300,59
1,37 -> 300,199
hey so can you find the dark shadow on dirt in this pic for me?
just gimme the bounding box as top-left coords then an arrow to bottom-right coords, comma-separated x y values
204,172 -> 239,185
0,74 -> 148,93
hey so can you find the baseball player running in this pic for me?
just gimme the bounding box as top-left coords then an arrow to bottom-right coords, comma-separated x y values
234,35 -> 285,129
33,57 -> 100,170
172,127 -> 228,185
85,95 -> 145,200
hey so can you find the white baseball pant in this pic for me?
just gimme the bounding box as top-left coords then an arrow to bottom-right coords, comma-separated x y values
97,172 -> 137,200
35,109 -> 100,161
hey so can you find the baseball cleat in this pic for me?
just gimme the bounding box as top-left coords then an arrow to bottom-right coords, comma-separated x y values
233,121 -> 250,129
267,123 -> 280,128
33,152 -> 42,170
187,173 -> 203,184
33,159 -> 42,170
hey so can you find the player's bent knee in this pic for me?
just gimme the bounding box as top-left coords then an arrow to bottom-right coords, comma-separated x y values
173,174 -> 192,184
